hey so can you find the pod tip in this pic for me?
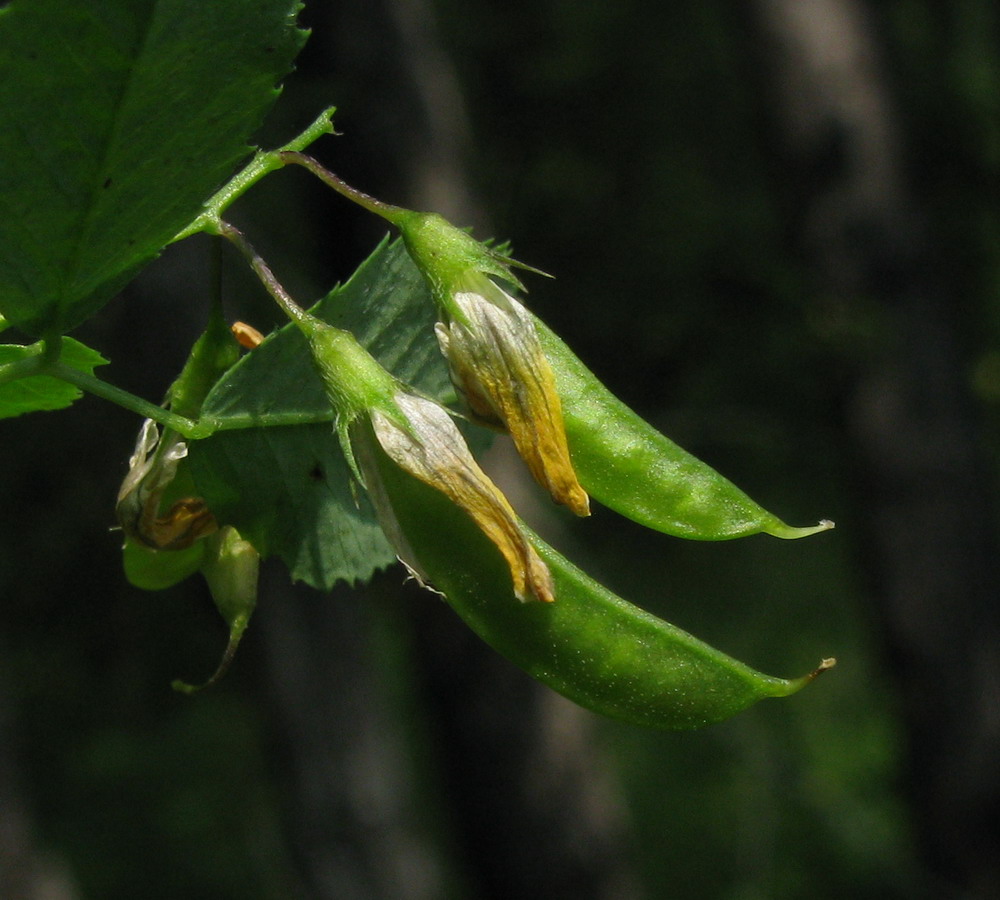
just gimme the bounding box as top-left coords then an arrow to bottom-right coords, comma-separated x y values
778,656 -> 837,697
767,518 -> 836,540
810,657 -> 837,679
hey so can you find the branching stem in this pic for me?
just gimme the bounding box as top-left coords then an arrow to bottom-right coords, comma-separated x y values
0,335 -> 214,436
48,362 -> 213,438
1,112 -> 345,436
172,107 -> 337,242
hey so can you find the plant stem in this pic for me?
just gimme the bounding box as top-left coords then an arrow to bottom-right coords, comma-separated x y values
41,335 -> 63,363
216,221 -> 315,332
0,352 -> 44,388
278,152 -> 408,225
49,362 -> 212,439
172,107 -> 337,242
0,338 -> 212,437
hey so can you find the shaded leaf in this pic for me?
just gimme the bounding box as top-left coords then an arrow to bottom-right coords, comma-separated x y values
189,424 -> 392,589
0,0 -> 307,336
188,237 -> 463,590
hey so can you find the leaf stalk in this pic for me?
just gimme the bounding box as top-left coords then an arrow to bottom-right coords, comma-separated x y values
0,352 -> 44,388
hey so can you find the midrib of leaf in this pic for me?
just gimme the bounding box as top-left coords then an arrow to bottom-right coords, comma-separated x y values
61,1 -> 158,299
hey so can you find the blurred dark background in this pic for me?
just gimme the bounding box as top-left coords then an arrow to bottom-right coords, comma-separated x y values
2,0 -> 999,897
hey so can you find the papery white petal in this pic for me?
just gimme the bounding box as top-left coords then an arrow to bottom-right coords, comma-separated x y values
370,393 -> 554,603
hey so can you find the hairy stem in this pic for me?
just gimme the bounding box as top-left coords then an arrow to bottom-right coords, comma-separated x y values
278,152 -> 408,225
216,220 -> 314,331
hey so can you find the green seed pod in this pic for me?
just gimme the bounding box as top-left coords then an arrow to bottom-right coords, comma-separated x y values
122,537 -> 206,591
368,432 -> 833,730
173,526 -> 259,695
393,209 -> 828,540
535,319 -> 833,541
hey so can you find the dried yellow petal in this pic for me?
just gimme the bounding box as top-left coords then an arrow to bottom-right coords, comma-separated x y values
437,273 -> 590,517
370,393 -> 554,603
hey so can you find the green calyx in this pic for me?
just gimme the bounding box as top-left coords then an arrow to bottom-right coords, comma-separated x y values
301,316 -> 405,485
282,160 -> 547,320
303,318 -> 399,422
396,211 -> 523,311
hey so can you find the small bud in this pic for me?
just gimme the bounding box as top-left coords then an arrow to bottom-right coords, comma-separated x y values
200,526 -> 259,629
231,321 -> 265,350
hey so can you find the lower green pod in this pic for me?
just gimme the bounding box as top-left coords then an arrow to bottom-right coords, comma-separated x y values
122,537 -> 206,591
535,318 -> 833,542
370,439 -> 833,729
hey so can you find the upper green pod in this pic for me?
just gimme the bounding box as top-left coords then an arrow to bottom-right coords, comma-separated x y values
536,318 -> 834,540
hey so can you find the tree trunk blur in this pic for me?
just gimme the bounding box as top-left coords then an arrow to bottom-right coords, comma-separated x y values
752,2 -> 1000,896
0,670 -> 79,900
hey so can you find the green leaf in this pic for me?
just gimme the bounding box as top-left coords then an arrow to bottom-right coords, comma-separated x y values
187,237 -> 462,590
0,338 -> 107,418
0,0 -> 307,336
